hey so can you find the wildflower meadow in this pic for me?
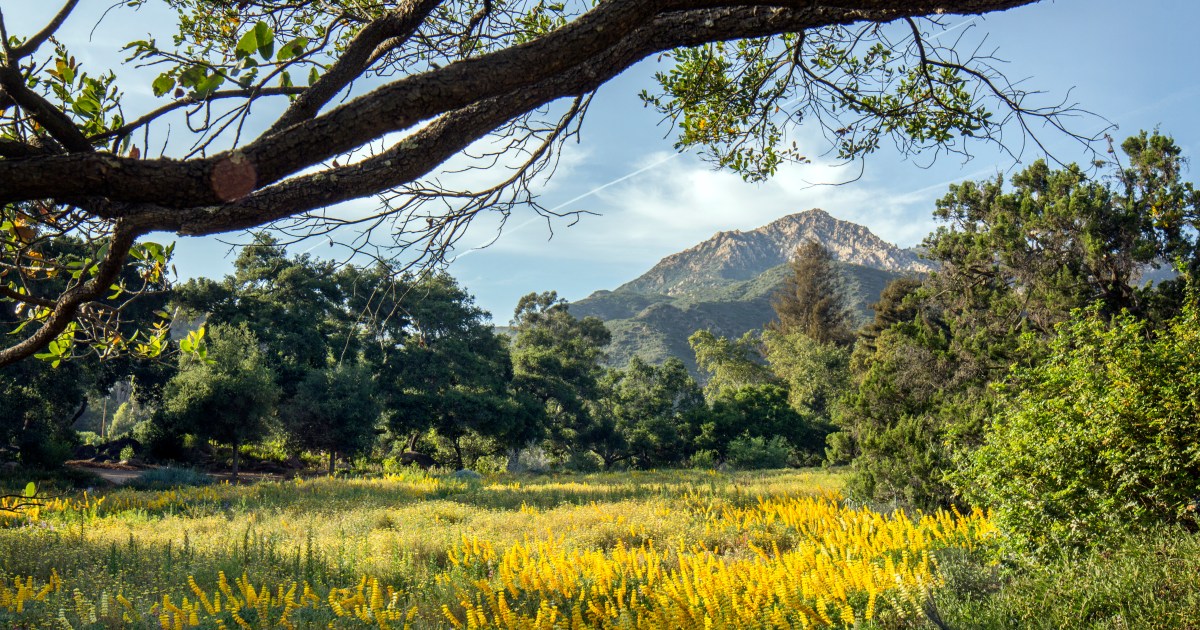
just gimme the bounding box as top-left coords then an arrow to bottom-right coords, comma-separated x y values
0,469 -> 997,629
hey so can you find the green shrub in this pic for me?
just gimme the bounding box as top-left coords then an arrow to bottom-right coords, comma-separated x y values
564,449 -> 603,473
689,449 -> 719,469
726,435 -> 790,470
138,417 -> 189,463
959,302 -> 1200,550
127,466 -> 213,490
109,400 -> 152,437
17,427 -> 76,469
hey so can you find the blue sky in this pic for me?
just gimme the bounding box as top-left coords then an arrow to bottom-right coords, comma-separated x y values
8,1 -> 1200,322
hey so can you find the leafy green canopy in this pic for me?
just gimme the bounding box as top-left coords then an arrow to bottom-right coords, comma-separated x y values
838,131 -> 1200,509
159,323 -> 279,478
360,272 -> 519,468
688,329 -> 775,400
961,301 -> 1200,550
281,363 -> 382,474
588,357 -> 705,469
510,291 -> 611,458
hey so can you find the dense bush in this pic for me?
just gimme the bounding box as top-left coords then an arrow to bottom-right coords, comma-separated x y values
726,435 -> 791,470
959,303 -> 1200,550
109,400 -> 153,438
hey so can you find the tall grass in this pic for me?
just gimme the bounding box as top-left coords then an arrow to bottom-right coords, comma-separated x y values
932,528 -> 1200,629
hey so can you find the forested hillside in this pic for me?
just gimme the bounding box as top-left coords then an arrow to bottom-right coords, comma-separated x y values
570,210 -> 917,371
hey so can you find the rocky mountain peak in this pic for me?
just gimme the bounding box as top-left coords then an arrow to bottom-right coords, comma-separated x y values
616,209 -> 931,297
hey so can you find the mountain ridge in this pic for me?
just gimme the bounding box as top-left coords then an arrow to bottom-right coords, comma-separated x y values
570,209 -> 928,373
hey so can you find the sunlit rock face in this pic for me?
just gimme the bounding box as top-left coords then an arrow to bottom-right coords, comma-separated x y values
618,208 -> 933,298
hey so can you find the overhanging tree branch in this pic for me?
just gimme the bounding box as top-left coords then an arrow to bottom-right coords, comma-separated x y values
1,0 -> 1097,367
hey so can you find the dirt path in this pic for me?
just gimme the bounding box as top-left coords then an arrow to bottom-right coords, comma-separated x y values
66,462 -> 147,486
68,463 -> 293,486
86,467 -> 145,485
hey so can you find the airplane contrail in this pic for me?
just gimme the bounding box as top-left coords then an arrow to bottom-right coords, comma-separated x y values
451,150 -> 688,260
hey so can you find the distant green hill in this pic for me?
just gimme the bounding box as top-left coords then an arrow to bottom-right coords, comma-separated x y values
569,209 -> 928,373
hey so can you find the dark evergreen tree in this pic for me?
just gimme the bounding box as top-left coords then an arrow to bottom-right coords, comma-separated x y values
770,241 -> 856,347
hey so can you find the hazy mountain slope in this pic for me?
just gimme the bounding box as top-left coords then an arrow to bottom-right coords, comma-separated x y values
574,262 -> 900,372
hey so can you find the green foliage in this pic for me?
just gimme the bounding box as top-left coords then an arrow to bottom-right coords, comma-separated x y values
837,313 -> 979,509
932,529 -> 1200,628
109,400 -> 152,438
726,435 -> 791,470
39,45 -> 124,137
0,356 -> 87,468
769,241 -> 857,346
126,466 -> 213,491
510,291 -> 611,457
960,302 -> 1200,550
159,323 -> 279,477
703,384 -> 820,462
641,22 -> 1018,182
688,330 -> 775,399
839,132 -> 1200,509
356,271 -> 519,468
174,233 -> 346,396
642,40 -> 806,181
762,329 -> 849,421
589,357 -> 705,468
2,226 -> 178,366
282,362 -> 382,474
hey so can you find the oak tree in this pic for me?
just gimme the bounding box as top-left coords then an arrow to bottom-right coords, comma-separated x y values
0,0 -> 1086,366
158,322 -> 279,480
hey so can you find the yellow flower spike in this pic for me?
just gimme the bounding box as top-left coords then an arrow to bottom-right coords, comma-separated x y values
371,577 -> 384,611
230,609 -> 252,630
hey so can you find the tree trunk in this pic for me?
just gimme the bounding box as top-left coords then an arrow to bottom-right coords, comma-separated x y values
69,400 -> 88,428
328,450 -> 336,476
406,431 -> 420,452
231,438 -> 241,482
506,447 -> 521,473
452,436 -> 464,470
